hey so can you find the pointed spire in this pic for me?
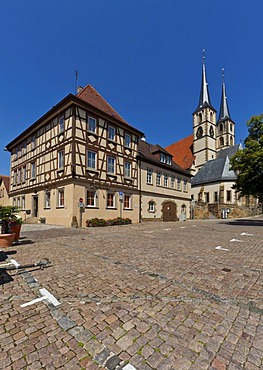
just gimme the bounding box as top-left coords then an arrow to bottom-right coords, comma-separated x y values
218,68 -> 231,122
198,49 -> 212,108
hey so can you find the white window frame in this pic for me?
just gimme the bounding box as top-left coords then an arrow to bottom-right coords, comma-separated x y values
59,116 -> 64,133
31,162 -> 36,179
31,135 -> 36,150
88,116 -> 97,133
87,150 -> 97,169
86,189 -> 97,207
108,125 -> 116,141
183,179 -> 187,192
156,172 -> 162,186
107,192 -> 115,208
148,200 -> 155,213
57,188 -> 65,207
177,178 -> 181,191
125,133 -> 131,147
107,157 -> 115,174
45,191 -> 51,208
166,156 -> 171,165
160,153 -> 166,163
123,194 -> 132,209
164,174 -> 168,187
171,176 -> 175,189
124,162 -> 131,178
58,150 -> 64,170
147,169 -> 153,184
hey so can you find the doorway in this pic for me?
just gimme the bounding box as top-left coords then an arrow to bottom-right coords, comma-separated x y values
32,195 -> 38,217
162,201 -> 177,221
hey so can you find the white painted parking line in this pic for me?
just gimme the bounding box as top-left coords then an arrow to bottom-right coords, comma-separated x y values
122,364 -> 137,370
21,288 -> 61,308
9,259 -> 20,268
241,232 -> 254,236
21,296 -> 46,308
230,239 -> 243,242
181,226 -> 186,229
39,288 -> 61,306
215,246 -> 229,251
163,228 -> 171,231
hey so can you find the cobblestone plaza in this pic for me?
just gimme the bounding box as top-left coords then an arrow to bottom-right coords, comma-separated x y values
0,217 -> 262,369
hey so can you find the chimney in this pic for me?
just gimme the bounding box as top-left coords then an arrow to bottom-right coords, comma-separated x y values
77,86 -> 84,94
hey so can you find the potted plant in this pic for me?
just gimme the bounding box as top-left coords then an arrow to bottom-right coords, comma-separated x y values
0,206 -> 21,247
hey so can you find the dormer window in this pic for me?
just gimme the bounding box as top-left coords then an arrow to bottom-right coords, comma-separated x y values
160,153 -> 165,163
160,153 -> 172,165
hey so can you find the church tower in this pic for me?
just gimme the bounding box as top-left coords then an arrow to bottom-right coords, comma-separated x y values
216,69 -> 235,150
193,51 -> 217,170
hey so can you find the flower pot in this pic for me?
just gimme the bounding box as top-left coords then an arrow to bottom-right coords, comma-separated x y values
10,223 -> 21,242
0,233 -> 16,248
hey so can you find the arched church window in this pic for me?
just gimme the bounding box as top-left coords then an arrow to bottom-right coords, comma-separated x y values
210,112 -> 213,121
230,136 -> 233,146
198,113 -> 202,123
230,123 -> 233,132
219,137 -> 224,147
219,123 -> 223,132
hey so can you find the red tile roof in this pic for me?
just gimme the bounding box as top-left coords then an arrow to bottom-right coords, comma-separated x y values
77,85 -> 128,125
165,135 -> 194,170
0,175 -> 10,193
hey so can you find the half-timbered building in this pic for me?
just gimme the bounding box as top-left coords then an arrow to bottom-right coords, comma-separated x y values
6,85 -> 143,226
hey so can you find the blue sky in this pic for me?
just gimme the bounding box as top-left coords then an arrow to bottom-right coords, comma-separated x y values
1,0 -> 263,174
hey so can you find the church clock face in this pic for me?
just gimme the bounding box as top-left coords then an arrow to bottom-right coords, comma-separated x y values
209,125 -> 214,137
196,126 -> 203,139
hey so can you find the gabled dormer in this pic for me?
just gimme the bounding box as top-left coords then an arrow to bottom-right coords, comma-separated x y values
150,145 -> 173,166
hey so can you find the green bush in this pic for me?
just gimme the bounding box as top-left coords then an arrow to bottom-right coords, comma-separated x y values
86,217 -> 132,227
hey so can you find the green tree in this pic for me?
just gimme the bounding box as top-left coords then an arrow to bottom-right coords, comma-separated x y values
230,114 -> 263,201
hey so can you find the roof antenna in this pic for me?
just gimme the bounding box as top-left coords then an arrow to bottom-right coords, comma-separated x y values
75,70 -> 78,95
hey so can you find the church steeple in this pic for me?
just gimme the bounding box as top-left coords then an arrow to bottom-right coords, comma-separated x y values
216,68 -> 235,150
218,68 -> 231,122
192,50 -> 217,170
196,50 -> 215,111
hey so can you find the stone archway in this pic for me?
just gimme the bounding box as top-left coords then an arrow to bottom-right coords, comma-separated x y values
162,201 -> 177,222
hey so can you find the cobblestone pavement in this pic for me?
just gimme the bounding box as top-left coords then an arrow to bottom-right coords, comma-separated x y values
0,216 -> 263,370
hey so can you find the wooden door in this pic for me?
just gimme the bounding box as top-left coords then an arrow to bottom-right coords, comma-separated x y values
162,201 -> 177,221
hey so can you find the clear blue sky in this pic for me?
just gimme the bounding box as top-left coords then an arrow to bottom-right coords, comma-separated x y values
1,0 -> 263,175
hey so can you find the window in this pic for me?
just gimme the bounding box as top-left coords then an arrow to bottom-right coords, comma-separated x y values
87,151 -> 97,169
177,178 -> 181,190
21,196 -> 25,210
230,123 -> 233,132
22,141 -> 27,155
107,157 -> 115,174
108,126 -> 115,141
22,166 -> 26,182
205,192 -> 210,203
88,116 -> 97,133
181,204 -> 186,213
58,188 -> 64,207
171,176 -> 175,189
166,156 -> 171,165
58,150 -> 64,170
164,174 -> 168,187
125,133 -> 131,147
147,169 -> 153,184
219,137 -> 224,147
227,190 -> 231,202
17,168 -> 21,184
214,192 -> 218,202
45,191 -> 51,208
107,192 -> 115,208
156,172 -> 162,186
59,116 -> 64,133
124,194 -> 132,209
31,135 -> 36,150
148,200 -> 155,212
31,162 -> 36,178
160,153 -> 165,163
86,190 -> 96,207
183,180 -> 187,192
124,162 -> 131,178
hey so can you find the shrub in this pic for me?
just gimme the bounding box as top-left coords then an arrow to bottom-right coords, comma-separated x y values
86,217 -> 132,227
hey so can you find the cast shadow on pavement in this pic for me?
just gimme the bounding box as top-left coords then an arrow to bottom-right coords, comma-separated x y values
223,218 -> 263,227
